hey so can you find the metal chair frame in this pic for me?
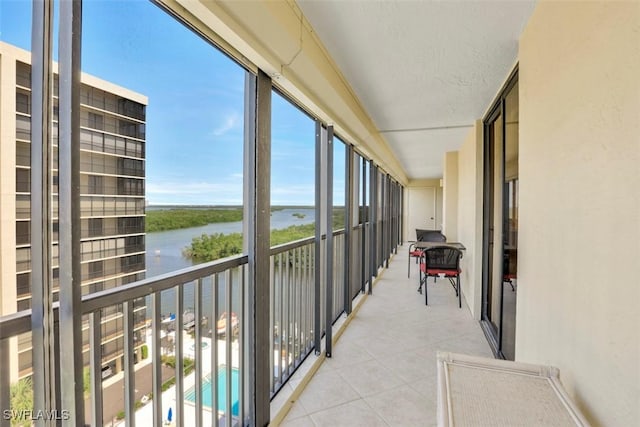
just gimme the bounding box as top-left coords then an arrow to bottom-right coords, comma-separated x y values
418,246 -> 462,308
407,229 -> 446,278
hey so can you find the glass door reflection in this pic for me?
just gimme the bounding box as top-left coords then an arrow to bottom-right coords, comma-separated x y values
500,80 -> 519,360
482,74 -> 518,360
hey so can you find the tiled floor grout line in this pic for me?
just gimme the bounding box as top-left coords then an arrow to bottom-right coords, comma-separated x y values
277,246 -> 493,426
270,254 -> 396,426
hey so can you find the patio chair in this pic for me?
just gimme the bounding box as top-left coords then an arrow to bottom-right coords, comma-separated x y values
418,246 -> 462,308
408,229 -> 446,277
416,229 -> 446,243
503,248 -> 517,291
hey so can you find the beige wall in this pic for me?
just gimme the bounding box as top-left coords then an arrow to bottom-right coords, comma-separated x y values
517,2 -> 640,425
443,151 -> 458,240
0,50 -> 20,382
456,121 -> 483,318
435,185 -> 443,231
0,51 -> 17,317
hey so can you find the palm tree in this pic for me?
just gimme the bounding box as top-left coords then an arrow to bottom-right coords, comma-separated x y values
10,377 -> 33,427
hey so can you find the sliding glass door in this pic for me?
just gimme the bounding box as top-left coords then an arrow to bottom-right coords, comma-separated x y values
482,71 -> 519,360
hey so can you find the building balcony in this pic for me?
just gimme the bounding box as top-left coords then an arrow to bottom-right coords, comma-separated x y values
275,245 -> 492,426
1,223 -> 496,427
1,220 -> 416,426
1,1 -> 637,426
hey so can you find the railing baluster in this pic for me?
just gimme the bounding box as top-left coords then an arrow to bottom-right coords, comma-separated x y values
123,301 -> 135,427
285,251 -> 291,376
152,292 -> 162,427
225,269 -> 232,423
340,234 -> 343,314
0,338 -> 10,427
175,286 -> 184,427
239,265 -> 246,424
302,246 -> 307,353
195,279 -> 203,427
278,252 -> 283,384
89,310 -> 103,426
269,254 -> 275,393
212,274 -> 219,427
320,238 -> 325,336
291,249 -> 296,366
306,246 -> 311,354
309,246 -> 314,352
295,247 -> 301,363
335,236 -> 340,319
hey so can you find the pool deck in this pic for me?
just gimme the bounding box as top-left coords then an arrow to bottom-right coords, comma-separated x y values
129,334 -> 240,426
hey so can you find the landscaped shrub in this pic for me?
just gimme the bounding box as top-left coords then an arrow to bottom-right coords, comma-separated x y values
161,377 -> 175,392
10,378 -> 33,427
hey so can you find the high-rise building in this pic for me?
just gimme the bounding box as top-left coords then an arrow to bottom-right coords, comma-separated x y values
0,41 -> 147,382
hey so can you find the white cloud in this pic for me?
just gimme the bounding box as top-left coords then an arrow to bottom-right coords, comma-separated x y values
270,185 -> 316,205
211,113 -> 240,137
147,179 -> 329,205
146,179 -> 243,205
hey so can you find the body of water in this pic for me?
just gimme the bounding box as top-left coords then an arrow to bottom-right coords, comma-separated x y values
184,367 -> 240,415
144,208 -> 315,321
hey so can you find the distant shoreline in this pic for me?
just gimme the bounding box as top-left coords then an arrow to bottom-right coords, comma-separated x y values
146,204 -> 318,211
145,206 -> 322,233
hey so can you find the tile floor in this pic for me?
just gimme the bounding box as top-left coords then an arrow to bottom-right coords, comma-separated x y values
277,245 -> 494,427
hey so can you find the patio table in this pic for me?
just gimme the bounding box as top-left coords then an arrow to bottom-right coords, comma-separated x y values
413,241 -> 466,251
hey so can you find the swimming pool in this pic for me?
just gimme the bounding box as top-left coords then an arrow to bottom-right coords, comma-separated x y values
189,341 -> 210,351
184,367 -> 240,416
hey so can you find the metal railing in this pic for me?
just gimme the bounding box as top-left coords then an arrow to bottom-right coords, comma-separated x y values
0,254 -> 249,427
83,255 -> 248,427
268,228 -> 359,396
269,236 -> 315,395
331,230 -> 346,322
0,221 -> 388,424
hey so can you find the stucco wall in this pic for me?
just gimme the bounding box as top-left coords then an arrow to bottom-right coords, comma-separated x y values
0,50 -> 17,318
435,185 -> 443,231
456,121 -> 483,319
443,151 -> 458,241
517,2 -> 640,425
0,48 -> 20,383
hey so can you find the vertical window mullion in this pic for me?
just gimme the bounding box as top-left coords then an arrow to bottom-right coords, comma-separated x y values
245,70 -> 271,426
30,0 -> 57,419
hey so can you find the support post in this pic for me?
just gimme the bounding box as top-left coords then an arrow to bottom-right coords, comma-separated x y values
245,70 -> 271,427
361,158 -> 367,294
314,121 -> 322,354
368,163 -> 377,294
344,144 -> 354,314
30,1 -> 56,424
58,1 -> 85,424
325,125 -> 334,357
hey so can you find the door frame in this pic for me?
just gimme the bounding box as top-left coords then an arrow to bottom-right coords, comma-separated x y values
405,186 -> 437,241
481,66 -> 519,359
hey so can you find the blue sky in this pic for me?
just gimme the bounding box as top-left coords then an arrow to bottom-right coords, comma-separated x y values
1,0 -> 344,206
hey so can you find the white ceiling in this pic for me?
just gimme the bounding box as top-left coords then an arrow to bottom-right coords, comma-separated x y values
298,0 -> 536,180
